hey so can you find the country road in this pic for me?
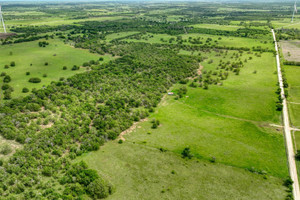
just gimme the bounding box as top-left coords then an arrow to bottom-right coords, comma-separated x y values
272,29 -> 300,200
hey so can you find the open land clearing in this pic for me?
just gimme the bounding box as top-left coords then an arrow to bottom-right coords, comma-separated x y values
280,40 -> 300,62
79,49 -> 289,198
0,39 -> 114,99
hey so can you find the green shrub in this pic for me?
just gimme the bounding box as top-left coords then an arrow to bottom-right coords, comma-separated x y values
181,147 -> 193,159
29,77 -> 41,83
87,178 -> 114,199
3,75 -> 11,83
10,61 -> 15,67
0,144 -> 12,155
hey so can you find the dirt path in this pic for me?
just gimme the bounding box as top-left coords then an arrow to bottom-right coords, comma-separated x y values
197,64 -> 204,75
272,29 -> 300,200
118,119 -> 148,141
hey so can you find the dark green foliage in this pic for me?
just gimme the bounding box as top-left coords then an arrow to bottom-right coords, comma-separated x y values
26,72 -> 30,75
22,87 -> 29,93
3,75 -> 11,83
38,41 -> 49,47
72,65 -> 80,70
181,147 -> 193,159
29,77 -> 41,83
63,66 -> 67,70
10,61 -> 16,67
295,150 -> 300,161
87,178 -> 114,199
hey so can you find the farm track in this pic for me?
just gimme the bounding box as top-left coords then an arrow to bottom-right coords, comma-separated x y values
272,29 -> 300,200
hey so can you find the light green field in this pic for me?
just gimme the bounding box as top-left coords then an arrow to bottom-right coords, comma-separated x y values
272,17 -> 300,29
78,50 -> 288,199
189,23 -> 241,31
105,31 -> 140,41
285,65 -> 300,127
78,141 -> 287,200
0,39 -> 114,99
124,33 -> 273,49
5,16 -> 128,28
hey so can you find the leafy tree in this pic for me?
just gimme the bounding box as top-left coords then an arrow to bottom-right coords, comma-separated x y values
87,178 -> 114,199
22,87 -> 29,93
3,75 -> 11,83
29,77 -> 41,83
10,61 -> 15,67
181,147 -> 193,159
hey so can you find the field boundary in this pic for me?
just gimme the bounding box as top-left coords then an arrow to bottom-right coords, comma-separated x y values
272,29 -> 300,200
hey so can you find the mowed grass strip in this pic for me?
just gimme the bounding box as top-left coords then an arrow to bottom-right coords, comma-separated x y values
0,39 -> 114,99
79,141 -> 287,200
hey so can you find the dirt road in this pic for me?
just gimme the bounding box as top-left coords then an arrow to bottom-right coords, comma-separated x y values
272,29 -> 300,200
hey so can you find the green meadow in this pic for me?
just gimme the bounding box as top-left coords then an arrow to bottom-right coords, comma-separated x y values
0,39 -> 114,99
78,141 -> 286,200
79,50 -> 288,198
189,23 -> 241,31
285,65 -> 300,128
124,33 -> 273,49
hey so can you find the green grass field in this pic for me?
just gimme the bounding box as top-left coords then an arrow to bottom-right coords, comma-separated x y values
285,65 -> 300,128
78,50 -> 288,199
188,24 -> 241,31
78,141 -> 287,200
124,33 -> 273,49
0,39 -> 114,99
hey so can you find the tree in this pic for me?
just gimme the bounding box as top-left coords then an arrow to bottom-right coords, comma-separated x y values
181,147 -> 193,159
72,65 -> 79,71
22,87 -> 29,93
45,62 -> 49,66
87,178 -> 114,199
10,61 -> 15,67
29,77 -> 41,83
63,66 -> 67,70
3,75 -> 11,83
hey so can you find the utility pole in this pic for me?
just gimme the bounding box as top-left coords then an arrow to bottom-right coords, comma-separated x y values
292,1 -> 298,23
0,5 -> 6,33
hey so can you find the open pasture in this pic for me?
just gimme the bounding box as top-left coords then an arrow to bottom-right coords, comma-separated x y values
0,39 -> 113,99
124,33 -> 273,49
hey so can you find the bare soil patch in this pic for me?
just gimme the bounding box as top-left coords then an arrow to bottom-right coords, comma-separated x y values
280,40 -> 300,62
119,118 -> 148,141
0,33 -> 16,39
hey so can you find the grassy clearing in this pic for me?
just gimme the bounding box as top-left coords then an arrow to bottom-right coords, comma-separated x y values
0,135 -> 22,160
272,17 -> 300,29
285,65 -> 300,127
0,39 -> 114,99
124,33 -> 273,49
78,50 -> 288,199
5,16 -> 128,27
189,23 -> 241,31
280,40 -> 300,62
122,51 -> 286,178
78,141 -> 287,200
